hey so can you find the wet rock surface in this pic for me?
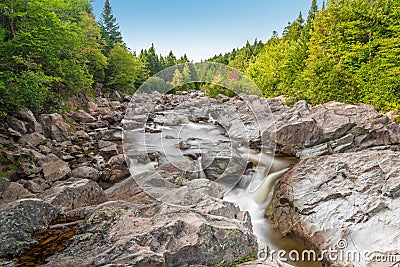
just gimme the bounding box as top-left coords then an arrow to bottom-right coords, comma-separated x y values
0,199 -> 59,259
0,91 -> 399,266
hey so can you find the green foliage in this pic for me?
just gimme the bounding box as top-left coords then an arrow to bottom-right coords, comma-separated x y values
202,84 -> 236,98
210,39 -> 264,72
0,0 -> 104,115
299,0 -> 400,111
1,0 -> 398,116
139,76 -> 173,93
139,44 -> 163,77
210,0 -> 400,112
0,70 -> 59,115
171,68 -> 184,89
105,43 -> 143,94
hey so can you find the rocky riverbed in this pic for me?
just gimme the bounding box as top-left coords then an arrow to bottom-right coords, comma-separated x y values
0,91 -> 399,266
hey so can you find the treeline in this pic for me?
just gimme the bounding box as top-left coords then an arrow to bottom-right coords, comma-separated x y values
1,0 -> 399,115
0,0 -> 189,115
210,0 -> 400,112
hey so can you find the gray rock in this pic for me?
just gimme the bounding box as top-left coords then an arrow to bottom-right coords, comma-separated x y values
23,180 -> 44,194
157,159 -> 200,184
103,111 -> 123,125
186,178 -> 225,199
202,148 -> 247,184
109,100 -> 122,110
16,108 -> 42,133
42,179 -> 107,212
105,174 -> 156,204
0,177 -> 10,193
6,116 -> 27,135
264,101 -> 400,156
99,154 -> 130,185
7,127 -> 21,138
38,145 -> 52,155
272,150 -> 400,267
37,153 -> 60,167
99,142 -> 118,161
0,199 -> 59,258
99,128 -> 122,141
0,178 -> 34,205
71,109 -> 96,123
86,101 -> 98,113
216,93 -> 230,103
98,140 -> 115,149
38,114 -> 69,142
70,166 -> 99,180
16,162 -> 41,178
42,160 -> 71,182
43,201 -> 257,267
74,130 -> 90,140
20,132 -> 46,147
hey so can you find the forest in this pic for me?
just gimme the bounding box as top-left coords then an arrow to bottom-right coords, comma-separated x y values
0,0 -> 399,115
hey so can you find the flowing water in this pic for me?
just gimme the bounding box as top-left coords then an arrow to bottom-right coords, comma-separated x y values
124,115 -> 323,267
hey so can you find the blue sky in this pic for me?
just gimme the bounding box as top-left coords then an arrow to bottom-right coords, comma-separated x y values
91,0 -> 323,62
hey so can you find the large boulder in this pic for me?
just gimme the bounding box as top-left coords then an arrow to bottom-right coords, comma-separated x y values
16,108 -> 42,133
71,110 -> 96,123
0,177 -> 34,205
70,166 -> 99,180
38,114 -> 69,142
6,116 -> 27,135
272,150 -> 400,266
43,201 -> 257,267
0,199 -> 59,258
104,174 -> 157,205
42,160 -> 71,182
263,101 -> 400,157
41,179 -> 107,212
20,132 -> 46,147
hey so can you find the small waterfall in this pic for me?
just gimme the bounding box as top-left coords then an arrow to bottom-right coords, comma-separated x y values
197,156 -> 208,179
223,148 -> 294,247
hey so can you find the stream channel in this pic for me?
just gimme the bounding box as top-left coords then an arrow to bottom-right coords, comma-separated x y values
124,109 -> 322,267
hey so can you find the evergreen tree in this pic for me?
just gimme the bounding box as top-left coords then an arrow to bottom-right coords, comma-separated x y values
177,54 -> 189,64
99,0 -> 123,54
140,44 -> 162,76
164,51 -> 177,68
304,0 -> 318,37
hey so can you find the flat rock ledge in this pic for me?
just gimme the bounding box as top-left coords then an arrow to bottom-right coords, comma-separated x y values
272,150 -> 400,267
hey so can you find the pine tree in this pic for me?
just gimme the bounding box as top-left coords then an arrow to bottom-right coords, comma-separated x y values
99,0 -> 123,54
305,0 -> 318,33
177,54 -> 189,64
164,51 -> 177,68
143,44 -> 162,76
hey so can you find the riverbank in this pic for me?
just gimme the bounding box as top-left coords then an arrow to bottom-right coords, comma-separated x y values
1,91 -> 399,266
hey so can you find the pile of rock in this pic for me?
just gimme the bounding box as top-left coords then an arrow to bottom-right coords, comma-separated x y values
0,91 -> 399,267
0,93 -> 260,267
